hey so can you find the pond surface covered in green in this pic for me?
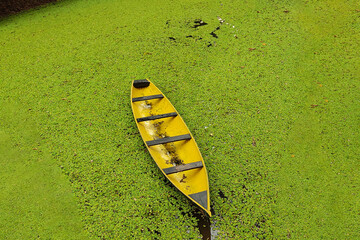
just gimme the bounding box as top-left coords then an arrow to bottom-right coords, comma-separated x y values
0,0 -> 359,238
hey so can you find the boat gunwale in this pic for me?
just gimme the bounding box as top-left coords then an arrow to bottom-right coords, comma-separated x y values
130,79 -> 211,217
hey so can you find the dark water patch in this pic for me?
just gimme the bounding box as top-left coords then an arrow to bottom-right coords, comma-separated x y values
147,227 -> 161,239
194,210 -> 211,240
167,194 -> 178,204
210,26 -> 220,38
186,35 -> 203,41
154,229 -> 161,236
0,0 -> 57,18
218,189 -> 227,200
169,37 -> 176,41
192,19 -> 208,28
162,177 -> 172,186
210,32 -> 218,38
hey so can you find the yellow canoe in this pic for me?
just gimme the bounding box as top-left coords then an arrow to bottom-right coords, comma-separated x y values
130,79 -> 211,216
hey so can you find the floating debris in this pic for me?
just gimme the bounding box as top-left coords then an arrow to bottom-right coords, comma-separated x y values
217,16 -> 225,24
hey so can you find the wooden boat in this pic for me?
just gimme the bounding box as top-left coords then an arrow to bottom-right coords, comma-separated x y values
130,79 -> 211,216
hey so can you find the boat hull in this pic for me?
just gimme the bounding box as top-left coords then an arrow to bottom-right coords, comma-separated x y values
130,79 -> 211,216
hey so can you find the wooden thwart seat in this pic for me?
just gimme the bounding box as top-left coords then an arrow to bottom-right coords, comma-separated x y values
132,94 -> 164,102
163,161 -> 203,175
137,112 -> 178,122
146,134 -> 191,147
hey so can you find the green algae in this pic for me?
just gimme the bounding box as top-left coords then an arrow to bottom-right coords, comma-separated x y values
0,102 -> 88,239
0,0 -> 359,239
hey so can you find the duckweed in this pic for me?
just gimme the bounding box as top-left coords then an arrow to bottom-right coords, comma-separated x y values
0,0 -> 359,239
